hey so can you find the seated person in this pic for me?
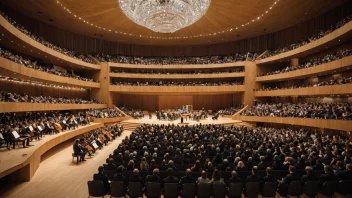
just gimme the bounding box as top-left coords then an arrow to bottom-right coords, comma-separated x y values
210,169 -> 224,184
336,163 -> 352,180
163,168 -> 179,184
145,168 -> 163,187
128,168 -> 144,187
112,165 -> 127,186
104,158 -> 117,170
226,170 -> 243,187
197,170 -> 210,184
278,165 -> 301,197
93,166 -> 110,195
73,139 -> 86,161
179,169 -> 196,191
318,165 -> 338,188
301,166 -> 318,184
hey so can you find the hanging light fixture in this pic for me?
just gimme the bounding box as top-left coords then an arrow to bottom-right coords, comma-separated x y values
118,0 -> 211,33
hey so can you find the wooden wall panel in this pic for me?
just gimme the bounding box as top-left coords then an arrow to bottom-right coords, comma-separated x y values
115,94 -> 158,111
158,95 -> 193,110
1,2 -> 351,56
0,79 -> 89,99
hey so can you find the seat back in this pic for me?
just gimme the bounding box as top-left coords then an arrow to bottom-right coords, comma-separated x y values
212,183 -> 226,198
288,181 -> 302,196
262,182 -> 277,197
146,182 -> 161,198
182,183 -> 196,198
228,183 -> 243,198
164,183 -> 179,198
320,181 -> 337,197
87,180 -> 105,197
104,170 -> 116,181
110,181 -> 125,198
303,181 -> 319,197
338,180 -> 352,194
245,182 -> 260,198
197,183 -> 212,198
128,182 -> 143,198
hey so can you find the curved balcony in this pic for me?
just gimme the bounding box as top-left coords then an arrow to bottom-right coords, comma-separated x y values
254,84 -> 352,97
109,85 -> 245,95
256,56 -> 352,82
237,116 -> 351,131
0,15 -> 100,70
109,62 -> 245,69
110,72 -> 245,79
0,123 -> 104,181
0,102 -> 107,113
256,21 -> 352,65
0,57 -> 100,88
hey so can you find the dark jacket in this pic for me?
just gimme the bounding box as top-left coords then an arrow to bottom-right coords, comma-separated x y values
112,174 -> 128,186
163,176 -> 179,183
245,174 -> 262,184
319,173 -> 338,187
301,173 -> 318,184
226,176 -> 243,187
93,173 -> 110,194
337,170 -> 352,180
179,176 -> 196,189
128,175 -> 144,186
282,173 -> 301,185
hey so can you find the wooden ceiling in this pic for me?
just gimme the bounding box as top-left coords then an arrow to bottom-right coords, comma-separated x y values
1,0 -> 346,46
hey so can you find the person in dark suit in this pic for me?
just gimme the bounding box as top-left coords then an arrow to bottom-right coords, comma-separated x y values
145,168 -> 163,187
337,163 -> 352,180
301,166 -> 318,184
113,165 -> 128,186
73,139 -> 86,161
104,158 -> 117,170
179,169 -> 196,190
262,167 -> 276,183
318,165 -> 338,187
226,170 -> 243,187
257,156 -> 267,170
245,157 -> 254,170
163,168 -> 179,183
245,166 -> 262,184
128,168 -> 144,187
93,166 -> 110,194
278,165 -> 301,197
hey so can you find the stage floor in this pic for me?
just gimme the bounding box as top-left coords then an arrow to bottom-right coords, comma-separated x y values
125,113 -> 243,126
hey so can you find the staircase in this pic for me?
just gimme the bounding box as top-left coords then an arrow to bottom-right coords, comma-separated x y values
120,121 -> 143,131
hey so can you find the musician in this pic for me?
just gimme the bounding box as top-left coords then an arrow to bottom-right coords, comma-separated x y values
73,139 -> 86,161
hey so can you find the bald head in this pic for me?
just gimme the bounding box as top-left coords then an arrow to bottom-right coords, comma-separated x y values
186,169 -> 192,176
133,168 -> 139,175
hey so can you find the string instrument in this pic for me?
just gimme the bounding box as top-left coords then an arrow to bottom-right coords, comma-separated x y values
82,140 -> 93,152
104,131 -> 113,141
54,122 -> 63,131
99,133 -> 106,144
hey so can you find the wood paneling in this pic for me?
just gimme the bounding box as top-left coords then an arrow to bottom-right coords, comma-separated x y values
236,116 -> 352,131
254,84 -> 352,97
89,63 -> 113,107
0,2 -> 351,55
109,85 -> 245,94
243,62 -> 256,106
0,15 -> 100,70
256,21 -> 352,64
110,72 -> 245,79
91,116 -> 129,124
0,123 -> 104,181
158,95 -> 193,110
0,102 -> 107,113
110,62 -> 245,69
0,79 -> 89,99
256,56 -> 352,82
0,57 -> 100,88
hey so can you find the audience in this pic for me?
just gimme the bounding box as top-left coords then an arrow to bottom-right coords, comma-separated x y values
256,76 -> 352,91
119,106 -> 144,119
260,15 -> 352,59
217,104 -> 244,116
111,80 -> 243,86
94,52 -> 258,65
86,108 -> 123,118
0,11 -> 95,64
89,123 -> 352,195
0,47 -> 97,82
111,68 -> 244,74
0,90 -> 101,104
258,49 -> 352,77
241,102 -> 352,120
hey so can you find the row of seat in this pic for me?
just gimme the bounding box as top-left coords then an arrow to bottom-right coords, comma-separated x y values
87,180 -> 352,198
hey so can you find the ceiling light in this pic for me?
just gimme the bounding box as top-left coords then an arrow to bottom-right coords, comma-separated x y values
118,0 -> 211,33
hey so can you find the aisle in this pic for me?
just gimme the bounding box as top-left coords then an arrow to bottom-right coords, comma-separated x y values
0,130 -> 132,198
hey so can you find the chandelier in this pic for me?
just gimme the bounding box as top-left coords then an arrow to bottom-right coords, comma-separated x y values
118,0 -> 211,33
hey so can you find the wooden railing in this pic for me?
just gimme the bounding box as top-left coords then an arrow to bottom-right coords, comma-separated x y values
0,57 -> 100,88
110,72 -> 244,79
0,15 -> 100,70
109,62 -> 245,69
254,84 -> 352,97
0,102 -> 107,113
256,55 -> 352,82
237,116 -> 352,131
256,21 -> 352,65
109,85 -> 245,94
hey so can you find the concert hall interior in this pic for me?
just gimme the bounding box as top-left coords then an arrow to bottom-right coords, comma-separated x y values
0,0 -> 352,197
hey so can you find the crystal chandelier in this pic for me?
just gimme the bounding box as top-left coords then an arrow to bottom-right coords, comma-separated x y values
118,0 -> 211,33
